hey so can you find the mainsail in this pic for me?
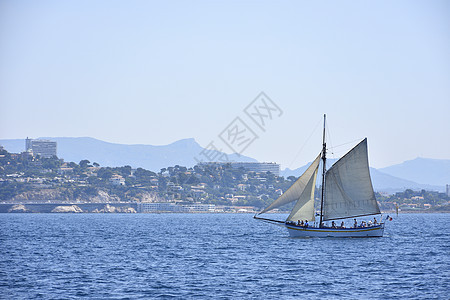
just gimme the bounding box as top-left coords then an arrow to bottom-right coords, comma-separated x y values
323,138 -> 380,221
258,154 -> 321,221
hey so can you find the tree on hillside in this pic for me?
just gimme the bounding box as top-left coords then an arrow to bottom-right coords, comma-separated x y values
41,157 -> 62,170
79,160 -> 91,169
117,165 -> 132,177
97,168 -> 113,180
68,162 -> 78,168
135,168 -> 156,179
287,176 -> 297,182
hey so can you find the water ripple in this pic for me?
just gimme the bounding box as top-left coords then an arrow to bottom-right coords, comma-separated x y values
0,213 -> 448,299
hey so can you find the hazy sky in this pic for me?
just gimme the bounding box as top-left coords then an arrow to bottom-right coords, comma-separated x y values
1,0 -> 449,169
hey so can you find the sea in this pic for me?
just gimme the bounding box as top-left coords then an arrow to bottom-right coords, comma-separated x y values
0,213 -> 448,299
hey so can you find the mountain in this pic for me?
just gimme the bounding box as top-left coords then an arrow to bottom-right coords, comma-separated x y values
369,168 -> 443,193
1,137 -> 448,192
379,157 -> 450,187
0,137 -> 257,172
281,160 -> 444,193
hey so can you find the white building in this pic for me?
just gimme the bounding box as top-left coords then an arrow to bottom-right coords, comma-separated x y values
109,175 -> 125,186
137,202 -> 215,213
138,202 -> 180,212
180,203 -> 215,212
199,162 -> 280,176
26,138 -> 57,158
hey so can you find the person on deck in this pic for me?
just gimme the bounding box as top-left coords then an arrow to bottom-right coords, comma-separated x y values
373,217 -> 378,225
304,220 -> 309,228
354,219 -> 358,228
340,221 -> 345,228
331,221 -> 336,228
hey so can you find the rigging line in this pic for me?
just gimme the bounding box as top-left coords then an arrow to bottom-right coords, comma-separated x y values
287,117 -> 322,170
327,137 -> 365,158
330,138 -> 365,150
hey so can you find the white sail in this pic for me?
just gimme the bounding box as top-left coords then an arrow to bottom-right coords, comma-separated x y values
258,154 -> 321,215
323,138 -> 380,221
286,166 -> 318,222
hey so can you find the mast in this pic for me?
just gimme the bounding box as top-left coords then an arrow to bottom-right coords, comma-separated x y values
319,114 -> 326,227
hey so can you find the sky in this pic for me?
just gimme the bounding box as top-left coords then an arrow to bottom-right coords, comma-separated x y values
1,0 -> 449,169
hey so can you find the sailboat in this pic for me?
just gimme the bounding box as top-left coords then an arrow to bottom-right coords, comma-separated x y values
254,115 -> 385,238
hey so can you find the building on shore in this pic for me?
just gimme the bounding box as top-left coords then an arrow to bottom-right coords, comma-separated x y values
25,138 -> 57,158
199,162 -> 280,176
447,184 -> 450,197
137,202 -> 215,213
138,202 -> 179,212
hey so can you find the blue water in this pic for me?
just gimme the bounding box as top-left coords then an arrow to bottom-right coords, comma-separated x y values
0,213 -> 448,299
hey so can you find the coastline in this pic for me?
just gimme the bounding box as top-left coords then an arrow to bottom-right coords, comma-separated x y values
1,202 -> 448,214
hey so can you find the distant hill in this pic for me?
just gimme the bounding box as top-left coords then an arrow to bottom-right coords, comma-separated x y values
0,137 -> 257,172
1,137 -> 448,192
379,157 -> 450,187
369,168 -> 443,193
281,159 -> 444,193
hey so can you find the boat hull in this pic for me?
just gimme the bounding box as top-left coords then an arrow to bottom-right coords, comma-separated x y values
285,223 -> 385,238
